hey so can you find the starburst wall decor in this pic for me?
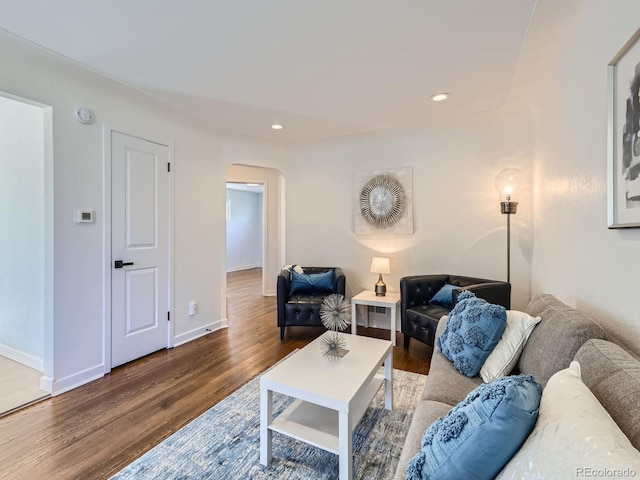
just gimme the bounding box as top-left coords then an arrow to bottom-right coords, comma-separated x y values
319,294 -> 351,360
354,166 -> 414,236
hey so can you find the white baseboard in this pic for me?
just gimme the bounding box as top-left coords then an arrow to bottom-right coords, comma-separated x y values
35,320 -> 230,397
354,309 -> 392,331
173,319 -> 229,347
364,318 -> 392,330
0,343 -> 44,372
32,320 -> 231,397
226,264 -> 261,273
50,364 -> 105,396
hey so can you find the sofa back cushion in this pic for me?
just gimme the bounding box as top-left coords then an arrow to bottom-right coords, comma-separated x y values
520,294 -> 606,387
575,339 -> 640,451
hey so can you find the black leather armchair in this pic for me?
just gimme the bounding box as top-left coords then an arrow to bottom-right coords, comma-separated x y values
400,274 -> 511,348
277,267 -> 346,340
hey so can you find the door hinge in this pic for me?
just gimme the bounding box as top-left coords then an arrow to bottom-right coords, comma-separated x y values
167,162 -> 171,172
167,311 -> 170,321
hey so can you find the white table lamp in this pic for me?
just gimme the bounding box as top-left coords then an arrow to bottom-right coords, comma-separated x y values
370,257 -> 390,296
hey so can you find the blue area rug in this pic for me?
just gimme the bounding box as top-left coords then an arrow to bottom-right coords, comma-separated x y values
112,368 -> 426,479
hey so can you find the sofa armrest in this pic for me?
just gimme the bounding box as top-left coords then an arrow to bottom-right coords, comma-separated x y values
452,281 -> 511,309
334,267 -> 346,295
277,269 -> 291,326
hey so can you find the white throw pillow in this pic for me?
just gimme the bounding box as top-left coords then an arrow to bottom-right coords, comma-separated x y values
480,310 -> 541,383
497,361 -> 640,479
281,264 -> 304,274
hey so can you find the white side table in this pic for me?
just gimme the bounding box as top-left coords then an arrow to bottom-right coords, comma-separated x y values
351,290 -> 401,346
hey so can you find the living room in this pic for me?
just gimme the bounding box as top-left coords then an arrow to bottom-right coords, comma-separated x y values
1,0 -> 640,478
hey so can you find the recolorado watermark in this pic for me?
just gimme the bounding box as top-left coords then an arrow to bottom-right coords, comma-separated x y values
576,467 -> 637,478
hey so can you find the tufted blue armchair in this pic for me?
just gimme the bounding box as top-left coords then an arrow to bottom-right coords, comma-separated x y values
400,274 -> 510,349
277,267 -> 346,340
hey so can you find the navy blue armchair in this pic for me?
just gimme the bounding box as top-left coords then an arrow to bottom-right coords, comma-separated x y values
400,274 -> 511,349
277,267 -> 346,340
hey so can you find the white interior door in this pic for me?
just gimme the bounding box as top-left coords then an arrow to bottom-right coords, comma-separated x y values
111,131 -> 170,368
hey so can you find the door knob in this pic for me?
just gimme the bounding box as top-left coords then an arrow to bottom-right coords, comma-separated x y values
114,260 -> 134,269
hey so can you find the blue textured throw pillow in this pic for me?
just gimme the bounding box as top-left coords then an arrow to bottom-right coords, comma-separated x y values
407,374 -> 542,480
436,291 -> 507,377
429,284 -> 458,307
290,269 -> 334,295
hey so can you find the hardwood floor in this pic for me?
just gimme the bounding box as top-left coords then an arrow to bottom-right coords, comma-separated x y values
0,268 -> 431,480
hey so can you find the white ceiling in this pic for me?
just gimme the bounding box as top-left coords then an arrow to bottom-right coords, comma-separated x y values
0,0 -> 537,142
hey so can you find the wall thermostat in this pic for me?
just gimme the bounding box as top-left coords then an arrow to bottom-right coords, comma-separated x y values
75,106 -> 95,124
74,209 -> 95,224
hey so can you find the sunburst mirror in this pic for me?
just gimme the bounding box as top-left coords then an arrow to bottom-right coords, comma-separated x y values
359,174 -> 407,228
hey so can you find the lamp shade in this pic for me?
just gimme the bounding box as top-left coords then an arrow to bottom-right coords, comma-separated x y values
370,257 -> 390,274
494,168 -> 523,203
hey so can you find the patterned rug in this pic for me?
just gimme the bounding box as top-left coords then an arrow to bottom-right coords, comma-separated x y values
111,368 -> 427,480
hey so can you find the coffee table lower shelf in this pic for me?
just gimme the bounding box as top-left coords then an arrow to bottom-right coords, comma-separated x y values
268,373 -> 385,454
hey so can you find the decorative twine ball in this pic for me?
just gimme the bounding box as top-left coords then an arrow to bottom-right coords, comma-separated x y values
320,331 -> 348,360
320,293 -> 351,331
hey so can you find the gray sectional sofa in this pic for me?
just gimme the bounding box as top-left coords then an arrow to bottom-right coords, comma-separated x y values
394,293 -> 640,479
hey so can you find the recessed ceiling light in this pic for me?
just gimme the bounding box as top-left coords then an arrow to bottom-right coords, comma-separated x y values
430,93 -> 449,102
271,124 -> 283,130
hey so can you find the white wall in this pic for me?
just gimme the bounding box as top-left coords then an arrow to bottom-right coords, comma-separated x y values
524,0 -> 640,354
4,0 -> 637,395
282,114 -> 535,311
0,99 -> 45,369
0,30 -> 237,393
0,28 -> 298,393
226,188 -> 263,271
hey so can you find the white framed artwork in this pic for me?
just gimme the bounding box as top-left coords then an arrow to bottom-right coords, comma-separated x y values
354,166 -> 413,235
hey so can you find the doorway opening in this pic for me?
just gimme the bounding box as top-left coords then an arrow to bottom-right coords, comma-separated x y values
225,165 -> 284,302
226,180 -> 264,283
0,93 -> 53,415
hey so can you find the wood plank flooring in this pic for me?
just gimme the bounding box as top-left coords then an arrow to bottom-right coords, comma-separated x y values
0,268 -> 431,480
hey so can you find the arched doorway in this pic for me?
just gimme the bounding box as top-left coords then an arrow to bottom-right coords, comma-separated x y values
225,165 -> 284,297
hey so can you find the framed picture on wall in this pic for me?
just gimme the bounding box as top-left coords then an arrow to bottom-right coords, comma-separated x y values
354,166 -> 414,235
608,27 -> 640,228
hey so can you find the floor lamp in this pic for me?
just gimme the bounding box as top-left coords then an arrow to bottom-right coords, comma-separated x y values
495,169 -> 523,283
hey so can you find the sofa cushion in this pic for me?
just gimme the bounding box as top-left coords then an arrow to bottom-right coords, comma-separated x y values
480,310 -> 541,383
421,316 -> 483,406
429,283 -> 458,307
422,347 -> 484,405
497,362 -> 640,479
437,291 -> 507,377
289,269 -> 334,295
406,305 -> 450,325
407,375 -> 542,480
392,400 -> 452,480
519,293 -> 607,387
575,339 -> 640,451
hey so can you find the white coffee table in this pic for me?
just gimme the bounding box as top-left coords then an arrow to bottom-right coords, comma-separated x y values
351,290 -> 401,346
260,333 -> 393,480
